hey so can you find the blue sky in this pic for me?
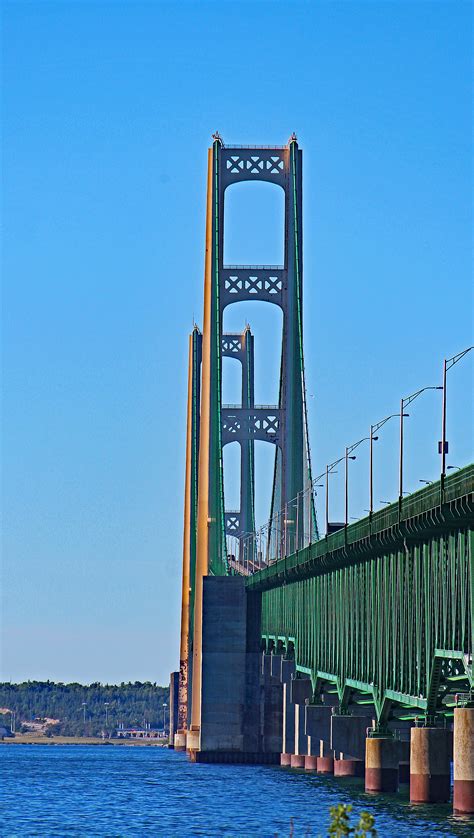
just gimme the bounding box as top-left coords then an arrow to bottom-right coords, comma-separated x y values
2,0 -> 472,685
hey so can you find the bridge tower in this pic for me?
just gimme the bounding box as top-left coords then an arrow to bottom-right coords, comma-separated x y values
176,324 -> 256,747
182,136 -> 316,749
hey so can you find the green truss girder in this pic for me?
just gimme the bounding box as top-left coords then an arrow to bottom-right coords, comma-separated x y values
254,466 -> 473,722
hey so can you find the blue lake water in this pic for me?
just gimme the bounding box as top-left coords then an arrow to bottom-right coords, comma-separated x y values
1,745 -> 473,837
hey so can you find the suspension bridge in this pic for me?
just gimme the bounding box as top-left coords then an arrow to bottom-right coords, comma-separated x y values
169,136 -> 473,816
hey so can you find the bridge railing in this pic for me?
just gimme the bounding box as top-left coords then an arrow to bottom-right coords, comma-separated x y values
226,463 -> 474,576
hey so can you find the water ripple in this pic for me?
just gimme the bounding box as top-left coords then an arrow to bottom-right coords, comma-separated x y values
1,746 -> 473,837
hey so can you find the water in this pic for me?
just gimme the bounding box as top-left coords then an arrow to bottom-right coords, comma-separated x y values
1,745 -> 473,837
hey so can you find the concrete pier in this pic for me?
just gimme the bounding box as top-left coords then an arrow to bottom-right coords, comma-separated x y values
316,753 -> 334,774
174,730 -> 187,751
168,671 -> 179,748
187,578 -> 280,763
261,655 -> 283,754
331,714 -> 371,762
409,727 -> 451,803
334,757 -> 365,777
365,736 -> 399,792
293,702 -> 308,759
305,755 -> 318,770
305,704 -> 331,748
281,683 -> 295,765
290,677 -> 312,706
453,707 -> 474,814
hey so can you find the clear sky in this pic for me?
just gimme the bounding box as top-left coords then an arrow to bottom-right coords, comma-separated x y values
2,0 -> 472,685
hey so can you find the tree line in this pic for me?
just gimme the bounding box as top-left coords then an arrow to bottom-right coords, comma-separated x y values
0,681 -> 170,737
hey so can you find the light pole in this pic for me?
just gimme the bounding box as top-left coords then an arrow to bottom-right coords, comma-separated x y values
163,703 -> 168,735
325,457 -> 344,536
399,386 -> 442,501
369,414 -> 400,516
344,438 -> 370,526
440,347 -> 473,480
104,702 -> 110,728
82,702 -> 87,725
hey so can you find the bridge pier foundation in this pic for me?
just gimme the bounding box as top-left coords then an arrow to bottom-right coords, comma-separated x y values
334,757 -> 365,777
168,671 -> 179,748
305,755 -> 318,770
316,752 -> 334,774
174,730 -> 187,751
409,727 -> 451,803
365,736 -> 399,793
453,707 -> 474,814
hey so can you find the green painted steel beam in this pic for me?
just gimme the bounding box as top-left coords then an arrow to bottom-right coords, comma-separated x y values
257,465 -> 473,722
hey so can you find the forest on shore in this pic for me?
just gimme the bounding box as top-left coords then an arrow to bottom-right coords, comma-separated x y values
0,681 -> 169,737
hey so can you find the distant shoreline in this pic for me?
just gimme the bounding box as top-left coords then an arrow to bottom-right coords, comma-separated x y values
1,735 -> 169,746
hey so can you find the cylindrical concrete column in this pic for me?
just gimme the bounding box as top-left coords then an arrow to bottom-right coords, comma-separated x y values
334,758 -> 364,777
365,736 -> 399,792
317,756 -> 334,773
280,752 -> 291,767
410,727 -> 451,803
453,707 -> 474,814
305,755 -> 318,770
290,754 -> 305,768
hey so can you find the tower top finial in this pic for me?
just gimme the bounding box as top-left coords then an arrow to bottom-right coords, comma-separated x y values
212,131 -> 223,145
288,132 -> 298,144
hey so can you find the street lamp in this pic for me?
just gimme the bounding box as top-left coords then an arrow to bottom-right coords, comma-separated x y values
344,437 -> 370,526
163,703 -> 168,735
447,465 -> 461,471
399,386 -> 442,501
369,414 -> 401,516
82,702 -> 87,725
104,702 -> 110,727
325,458 -> 344,535
441,347 -> 473,479
419,479 -> 433,485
